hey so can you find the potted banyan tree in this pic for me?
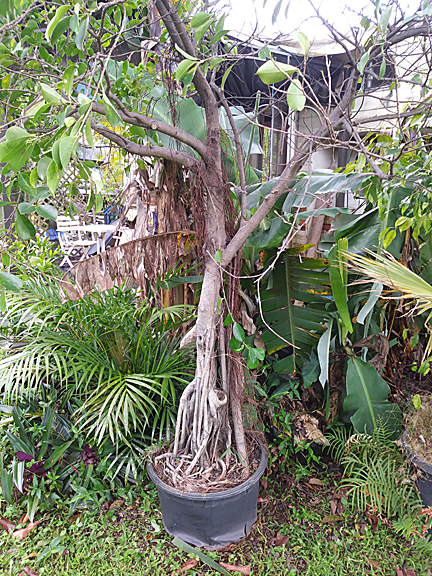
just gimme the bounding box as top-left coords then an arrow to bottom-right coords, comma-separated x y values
3,0 -> 432,551
347,252 -> 432,514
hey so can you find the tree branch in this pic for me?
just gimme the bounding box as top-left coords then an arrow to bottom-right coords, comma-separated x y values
222,65 -> 362,267
91,102 -> 208,159
92,122 -> 203,170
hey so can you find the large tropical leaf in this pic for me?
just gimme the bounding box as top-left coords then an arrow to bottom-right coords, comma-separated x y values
246,171 -> 371,249
344,356 -> 402,437
258,250 -> 331,374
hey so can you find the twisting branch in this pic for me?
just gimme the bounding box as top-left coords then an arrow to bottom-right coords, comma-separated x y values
92,122 -> 203,169
91,101 -> 208,159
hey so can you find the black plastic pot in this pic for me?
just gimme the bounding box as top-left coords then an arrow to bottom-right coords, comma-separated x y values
401,432 -> 432,537
147,445 -> 267,549
401,432 -> 432,508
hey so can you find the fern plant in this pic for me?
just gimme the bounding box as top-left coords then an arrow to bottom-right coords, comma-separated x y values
327,426 -> 428,539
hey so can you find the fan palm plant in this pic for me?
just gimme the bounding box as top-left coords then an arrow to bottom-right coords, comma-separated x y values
0,275 -> 196,454
346,250 -> 432,318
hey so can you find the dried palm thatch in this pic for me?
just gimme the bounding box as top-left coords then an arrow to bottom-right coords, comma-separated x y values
59,231 -> 196,302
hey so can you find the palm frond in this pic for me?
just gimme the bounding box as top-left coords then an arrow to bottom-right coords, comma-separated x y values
347,250 -> 432,316
0,275 -> 196,457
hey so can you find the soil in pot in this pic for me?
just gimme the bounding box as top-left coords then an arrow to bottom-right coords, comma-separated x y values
147,444 -> 267,549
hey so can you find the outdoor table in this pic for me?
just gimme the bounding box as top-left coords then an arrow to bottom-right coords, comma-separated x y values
77,224 -> 118,255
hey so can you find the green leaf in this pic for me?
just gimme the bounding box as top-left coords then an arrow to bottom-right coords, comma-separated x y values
27,494 -> 40,523
37,156 -> 52,180
85,118 -> 94,148
46,160 -> 63,193
63,64 -> 76,97
36,187 -> 51,201
302,349 -> 320,388
41,83 -> 62,105
233,322 -> 245,342
214,248 -> 223,263
194,19 -> 213,42
344,356 -> 402,437
8,143 -> 34,173
357,51 -> 370,74
39,407 -> 54,461
5,430 -> 32,455
215,14 -> 225,33
174,44 -> 197,61
0,468 -> 13,504
190,12 -> 212,27
46,5 -> 70,41
18,173 -> 36,196
382,228 -> 396,249
95,193 -> 103,214
229,336 -> 244,352
380,5 -> 392,32
59,136 -> 75,169
52,139 -> 61,168
12,459 -> 24,493
298,31 -> 309,55
223,313 -> 234,327
172,537 -> 230,576
413,394 -> 421,410
221,64 -> 235,91
0,271 -> 22,292
14,212 -> 36,240
102,91 -> 122,127
286,78 -> 306,111
51,16 -> 71,45
259,253 -> 330,372
247,347 -> 260,369
18,202 -> 34,214
209,30 -> 228,46
78,92 -> 91,106
256,60 -> 299,84
12,408 -> 33,454
0,288 -> 6,313
357,282 -> 382,325
248,346 -> 265,370
272,0 -> 283,25
176,59 -> 197,82
5,126 -> 31,146
43,441 -> 73,469
317,319 -> 333,388
295,207 -> 350,220
328,239 -> 353,333
26,100 -> 48,119
36,204 -> 58,220
379,56 -> 386,80
76,17 -> 89,52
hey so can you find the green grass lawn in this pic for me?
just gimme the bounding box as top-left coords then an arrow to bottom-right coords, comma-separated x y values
1,481 -> 431,576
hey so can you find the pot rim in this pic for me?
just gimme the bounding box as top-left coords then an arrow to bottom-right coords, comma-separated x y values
147,444 -> 268,501
401,431 -> 432,475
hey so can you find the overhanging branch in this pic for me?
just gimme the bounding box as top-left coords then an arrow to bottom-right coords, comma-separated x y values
91,102 -> 208,159
92,122 -> 203,170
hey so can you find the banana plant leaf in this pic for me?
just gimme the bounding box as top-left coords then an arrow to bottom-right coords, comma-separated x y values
344,356 -> 402,438
258,252 -> 331,374
283,171 -> 371,213
320,208 -> 382,256
246,171 -> 371,248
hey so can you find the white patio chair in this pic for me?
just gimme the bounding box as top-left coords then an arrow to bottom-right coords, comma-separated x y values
56,216 -> 96,267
